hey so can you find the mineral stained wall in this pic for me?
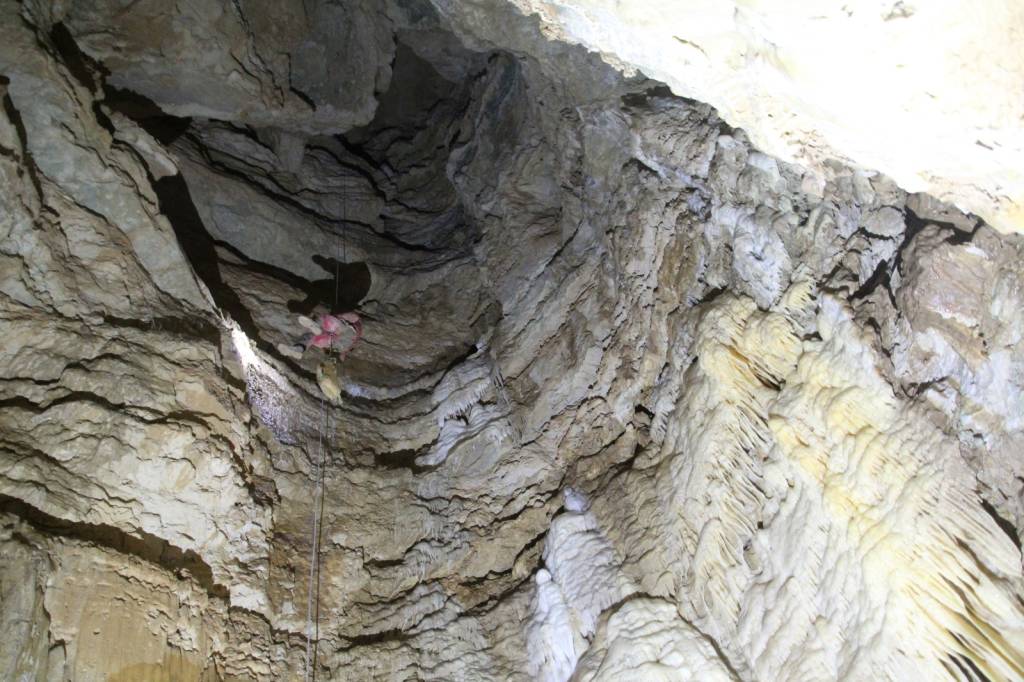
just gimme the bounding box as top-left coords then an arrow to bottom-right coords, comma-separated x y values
1,1 -> 1022,680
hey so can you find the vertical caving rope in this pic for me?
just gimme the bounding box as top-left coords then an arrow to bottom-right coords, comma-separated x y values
304,151 -> 348,682
304,393 -> 327,682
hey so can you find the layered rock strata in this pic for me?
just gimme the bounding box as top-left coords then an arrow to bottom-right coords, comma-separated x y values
1,1 -> 1022,680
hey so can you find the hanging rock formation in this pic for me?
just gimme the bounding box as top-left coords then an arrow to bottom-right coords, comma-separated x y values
1,0 -> 1022,680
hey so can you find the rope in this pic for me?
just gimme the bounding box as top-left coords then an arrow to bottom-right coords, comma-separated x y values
305,151 -> 348,682
312,402 -> 327,676
334,161 -> 346,310
304,395 -> 327,681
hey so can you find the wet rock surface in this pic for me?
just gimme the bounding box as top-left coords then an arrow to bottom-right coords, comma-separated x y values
1,1 -> 1022,680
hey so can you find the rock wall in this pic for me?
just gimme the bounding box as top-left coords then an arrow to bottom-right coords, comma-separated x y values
0,0 -> 1021,680
439,0 -> 1024,235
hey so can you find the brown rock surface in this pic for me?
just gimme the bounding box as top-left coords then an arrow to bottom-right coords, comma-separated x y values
1,1 -> 1021,680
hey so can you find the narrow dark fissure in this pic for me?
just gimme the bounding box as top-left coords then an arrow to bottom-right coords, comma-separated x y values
980,499 -> 1022,552
151,173 -> 260,334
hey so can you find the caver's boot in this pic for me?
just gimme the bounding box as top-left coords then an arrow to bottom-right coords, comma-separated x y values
316,360 -> 342,403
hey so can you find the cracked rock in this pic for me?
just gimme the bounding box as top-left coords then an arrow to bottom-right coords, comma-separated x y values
1,0 -> 1022,680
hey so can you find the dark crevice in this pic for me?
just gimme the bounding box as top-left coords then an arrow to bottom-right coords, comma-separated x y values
47,23 -> 122,139
849,208 -> 925,305
288,254 -> 371,315
905,200 -> 983,246
957,652 -> 993,682
0,390 -> 123,415
463,567 -> 538,618
90,84 -> 372,338
851,203 -> 984,307
204,237 -> 371,318
620,84 -> 676,108
0,87 -> 45,199
372,446 -> 433,474
289,84 -> 317,110
944,655 -> 968,681
151,173 -> 262,339
333,134 -> 393,179
633,403 -> 655,419
341,628 -> 415,649
101,85 -> 192,145
626,156 -> 662,178
0,494 -> 229,598
364,556 -> 405,569
46,24 -> 259,341
49,23 -> 102,93
697,286 -> 727,305
848,252 -> 892,301
356,217 -> 448,253
100,313 -> 220,343
943,222 -> 984,246
508,528 -> 546,572
979,498 -> 1021,552
904,378 -> 943,399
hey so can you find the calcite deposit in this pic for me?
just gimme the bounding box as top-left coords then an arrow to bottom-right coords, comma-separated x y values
455,0 -> 1024,235
1,0 -> 1021,680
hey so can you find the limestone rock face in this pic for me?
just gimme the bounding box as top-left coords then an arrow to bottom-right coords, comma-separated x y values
57,0 -> 395,134
1,0 -> 1022,680
438,0 -> 1024,235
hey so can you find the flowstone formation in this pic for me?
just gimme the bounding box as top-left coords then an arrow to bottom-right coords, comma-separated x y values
1,1 -> 1022,680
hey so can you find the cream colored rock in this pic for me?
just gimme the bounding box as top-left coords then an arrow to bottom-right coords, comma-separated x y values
571,599 -> 736,682
445,0 -> 1024,233
527,499 -> 638,678
590,287 -> 1024,680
